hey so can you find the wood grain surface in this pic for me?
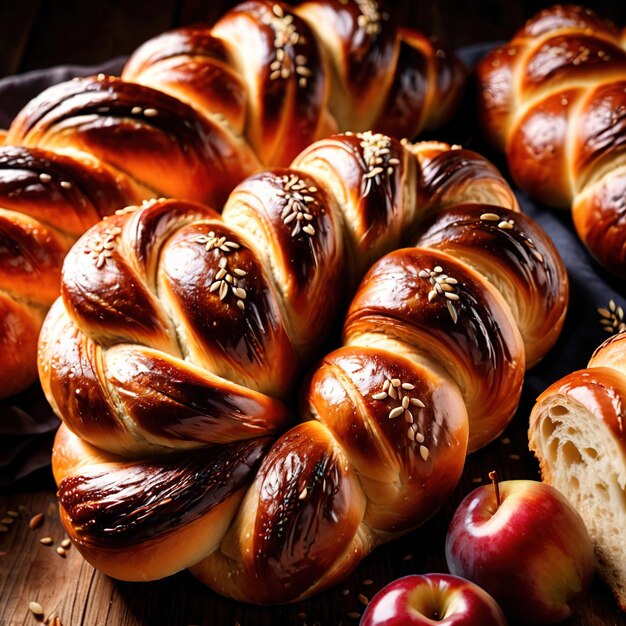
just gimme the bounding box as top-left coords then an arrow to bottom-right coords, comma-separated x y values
1,403 -> 625,626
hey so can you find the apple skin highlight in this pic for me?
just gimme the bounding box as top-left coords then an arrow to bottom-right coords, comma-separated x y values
445,479 -> 594,624
360,573 -> 508,626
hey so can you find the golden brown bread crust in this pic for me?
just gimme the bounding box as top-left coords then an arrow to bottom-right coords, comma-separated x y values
53,425 -> 271,581
6,76 -> 259,207
41,133 -> 568,602
415,204 -> 568,368
344,247 -> 525,452
476,4 -> 626,275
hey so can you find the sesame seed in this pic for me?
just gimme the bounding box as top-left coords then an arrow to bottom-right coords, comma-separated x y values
347,612 -> 361,620
401,382 -> 414,390
0,524 -> 8,532
60,181 -> 72,189
391,378 -> 401,387
358,594 -> 369,605
480,212 -> 500,221
40,537 -> 53,546
7,511 -> 19,518
498,220 -> 514,230
61,539 -> 71,549
131,106 -> 142,114
419,445 -> 430,461
143,108 -> 158,117
342,589 -> 350,596
372,392 -> 387,400
389,406 -> 403,419
509,454 -> 521,461
410,398 -> 425,407
501,437 -> 511,444
56,547 -> 66,557
445,292 -> 460,301
1,517 -> 13,525
447,300 -> 459,324
28,602 -> 44,617
29,513 -> 44,530
39,173 -> 52,183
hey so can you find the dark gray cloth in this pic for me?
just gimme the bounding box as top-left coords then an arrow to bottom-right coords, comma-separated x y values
0,57 -> 126,129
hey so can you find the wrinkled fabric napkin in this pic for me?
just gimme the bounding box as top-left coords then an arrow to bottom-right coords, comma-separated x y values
0,45 -> 623,486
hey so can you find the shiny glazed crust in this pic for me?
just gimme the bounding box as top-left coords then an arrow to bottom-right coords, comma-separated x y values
476,4 -> 626,275
2,0 -> 465,398
41,133 -> 569,603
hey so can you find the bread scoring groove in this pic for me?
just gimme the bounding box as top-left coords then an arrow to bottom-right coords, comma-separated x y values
58,438 -> 269,548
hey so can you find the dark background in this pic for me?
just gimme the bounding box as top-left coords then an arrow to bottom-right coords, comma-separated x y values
1,0 -> 625,79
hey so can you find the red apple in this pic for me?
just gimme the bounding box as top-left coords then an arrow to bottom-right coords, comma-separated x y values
360,573 -> 508,626
445,474 -> 594,624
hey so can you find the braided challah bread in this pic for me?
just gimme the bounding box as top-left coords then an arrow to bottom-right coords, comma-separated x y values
40,133 -> 568,603
1,0 -> 465,399
529,332 -> 626,610
476,5 -> 626,276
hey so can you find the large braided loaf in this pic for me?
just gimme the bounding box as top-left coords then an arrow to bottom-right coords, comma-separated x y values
0,0 -> 465,399
476,4 -> 626,276
41,133 -> 568,604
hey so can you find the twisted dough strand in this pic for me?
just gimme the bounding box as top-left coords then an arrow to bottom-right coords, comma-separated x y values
1,0 -> 464,398
477,4 -> 626,275
41,133 -> 568,603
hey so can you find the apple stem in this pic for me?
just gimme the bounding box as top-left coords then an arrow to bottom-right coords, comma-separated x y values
488,470 -> 501,510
